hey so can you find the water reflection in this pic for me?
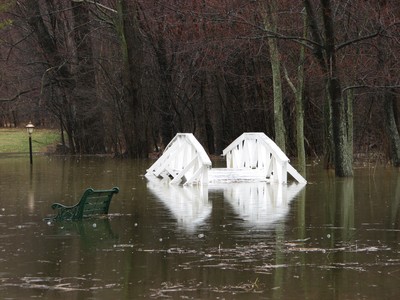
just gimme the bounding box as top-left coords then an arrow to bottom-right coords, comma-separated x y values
148,180 -> 306,231
220,182 -> 306,229
389,175 -> 400,228
28,170 -> 35,213
50,219 -> 118,250
338,178 -> 355,242
147,181 -> 211,232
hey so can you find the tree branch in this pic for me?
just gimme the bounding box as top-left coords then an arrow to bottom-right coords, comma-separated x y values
0,87 -> 41,102
283,65 -> 297,95
336,29 -> 381,51
342,84 -> 400,93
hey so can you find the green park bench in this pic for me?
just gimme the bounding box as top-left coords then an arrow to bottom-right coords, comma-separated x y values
50,187 -> 119,221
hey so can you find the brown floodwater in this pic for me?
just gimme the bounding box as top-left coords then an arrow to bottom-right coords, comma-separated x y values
0,155 -> 399,299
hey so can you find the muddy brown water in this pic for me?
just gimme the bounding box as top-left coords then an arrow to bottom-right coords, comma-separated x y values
0,155 -> 399,299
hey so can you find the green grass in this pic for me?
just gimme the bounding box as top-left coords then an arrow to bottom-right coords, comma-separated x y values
0,128 -> 60,153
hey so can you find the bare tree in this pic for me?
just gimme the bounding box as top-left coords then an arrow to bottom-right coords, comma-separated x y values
71,0 -> 105,153
118,0 -> 148,157
261,0 -> 286,152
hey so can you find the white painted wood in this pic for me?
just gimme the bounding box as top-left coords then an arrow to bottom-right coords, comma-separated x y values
146,133 -> 212,185
221,132 -> 306,184
170,156 -> 197,184
222,133 -> 287,183
209,168 -> 269,183
287,164 -> 307,184
146,132 -> 306,185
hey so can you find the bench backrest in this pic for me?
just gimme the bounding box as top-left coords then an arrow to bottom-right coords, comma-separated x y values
76,187 -> 119,219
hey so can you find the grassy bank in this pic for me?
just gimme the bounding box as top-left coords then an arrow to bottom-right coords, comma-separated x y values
0,128 -> 60,153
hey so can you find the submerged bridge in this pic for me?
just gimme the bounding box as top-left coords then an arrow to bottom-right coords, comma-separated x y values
145,132 -> 307,185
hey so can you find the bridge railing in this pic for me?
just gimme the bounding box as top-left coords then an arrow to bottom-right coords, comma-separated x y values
146,132 -> 306,185
222,132 -> 306,184
145,133 -> 212,185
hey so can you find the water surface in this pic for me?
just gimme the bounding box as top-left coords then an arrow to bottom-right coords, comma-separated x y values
0,155 -> 399,299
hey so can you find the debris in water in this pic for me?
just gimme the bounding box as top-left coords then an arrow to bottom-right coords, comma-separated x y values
113,244 -> 134,248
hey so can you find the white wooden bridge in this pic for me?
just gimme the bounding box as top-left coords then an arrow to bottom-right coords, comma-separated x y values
145,132 -> 307,185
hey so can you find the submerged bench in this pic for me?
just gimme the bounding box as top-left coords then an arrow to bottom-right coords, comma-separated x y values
50,187 -> 119,221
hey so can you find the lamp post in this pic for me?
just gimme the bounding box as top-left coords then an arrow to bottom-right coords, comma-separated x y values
26,122 -> 35,165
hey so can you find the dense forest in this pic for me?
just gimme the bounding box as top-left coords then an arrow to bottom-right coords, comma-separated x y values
0,0 -> 399,177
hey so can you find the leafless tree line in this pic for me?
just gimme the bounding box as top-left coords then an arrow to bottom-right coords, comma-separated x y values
0,0 -> 399,176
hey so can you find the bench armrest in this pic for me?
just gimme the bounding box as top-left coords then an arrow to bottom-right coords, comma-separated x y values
51,203 -> 75,210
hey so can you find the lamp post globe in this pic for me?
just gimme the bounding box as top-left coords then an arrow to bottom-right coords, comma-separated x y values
26,121 -> 35,136
26,122 -> 34,164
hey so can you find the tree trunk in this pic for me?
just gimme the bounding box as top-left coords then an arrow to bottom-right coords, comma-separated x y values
346,89 -> 354,168
71,0 -> 105,153
263,0 -> 286,152
376,26 -> 400,166
384,89 -> 400,166
305,0 -> 353,176
295,12 -> 307,176
321,0 -> 352,176
119,0 -> 148,158
154,36 -> 174,147
323,83 -> 334,169
213,73 -> 226,154
328,77 -> 353,176
194,74 -> 208,148
26,0 -> 78,154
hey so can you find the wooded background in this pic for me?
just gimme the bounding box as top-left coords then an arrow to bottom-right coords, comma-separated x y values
1,1 -> 399,176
